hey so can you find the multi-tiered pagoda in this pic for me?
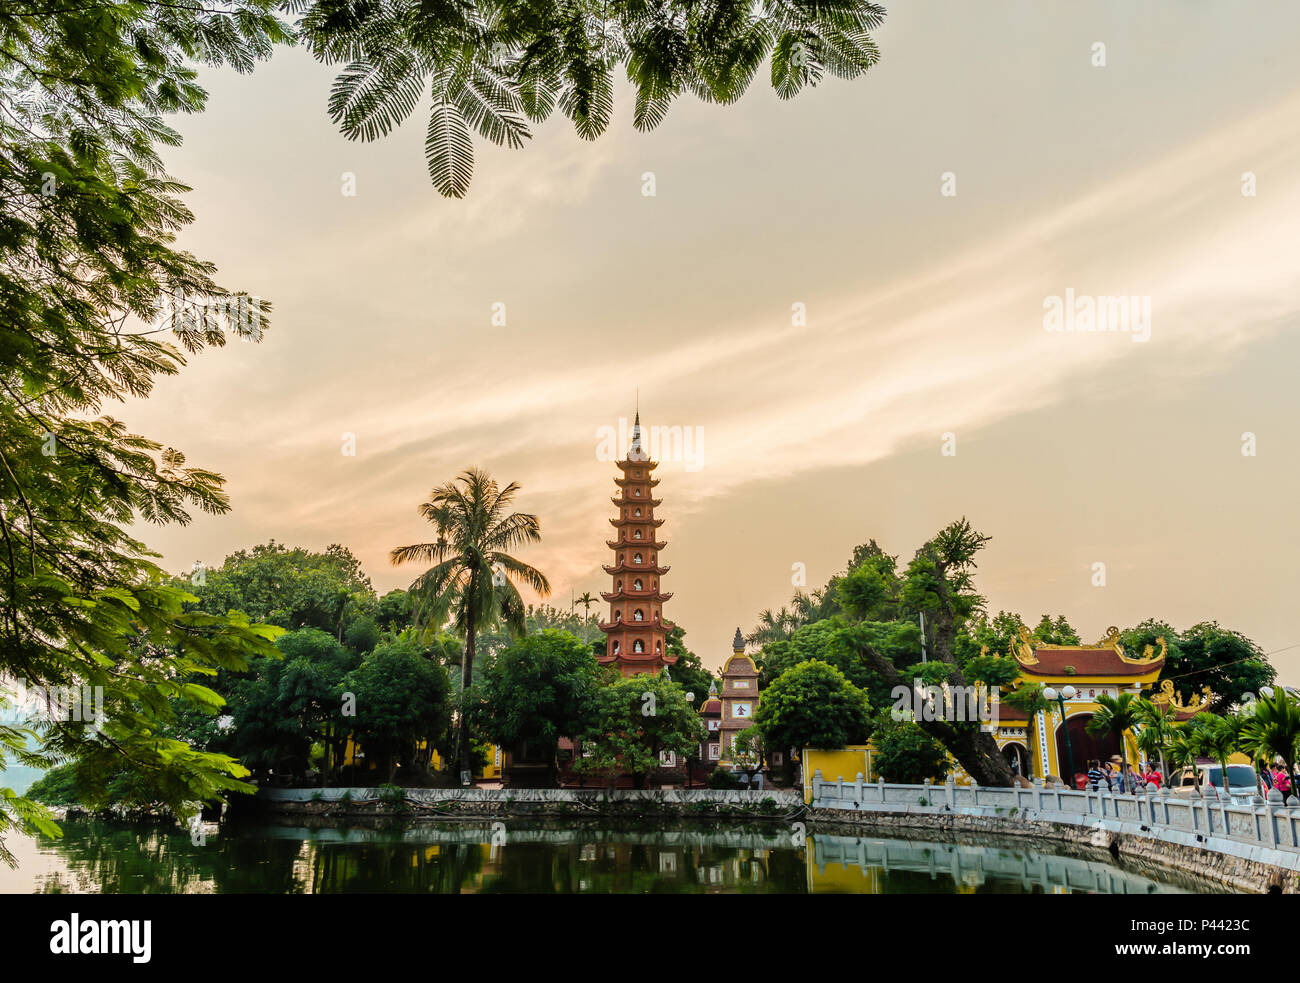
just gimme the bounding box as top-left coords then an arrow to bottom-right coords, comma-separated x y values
598,412 -> 677,676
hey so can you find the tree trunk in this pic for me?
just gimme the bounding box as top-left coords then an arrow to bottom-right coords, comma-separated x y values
927,719 -> 1017,786
856,637 -> 1016,786
457,613 -> 476,784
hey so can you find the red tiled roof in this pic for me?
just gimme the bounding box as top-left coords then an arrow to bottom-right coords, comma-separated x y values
699,698 -> 721,714
1020,646 -> 1163,677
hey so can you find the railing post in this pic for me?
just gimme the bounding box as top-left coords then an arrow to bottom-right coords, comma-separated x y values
1265,789 -> 1282,848
855,771 -> 865,805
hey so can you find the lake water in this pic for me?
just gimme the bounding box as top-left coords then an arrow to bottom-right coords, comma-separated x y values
0,818 -> 1225,894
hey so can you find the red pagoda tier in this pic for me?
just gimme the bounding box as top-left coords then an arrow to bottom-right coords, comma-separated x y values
598,411 -> 678,677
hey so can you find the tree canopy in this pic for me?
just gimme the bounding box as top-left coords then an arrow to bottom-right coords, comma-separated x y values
753,659 -> 870,755
472,629 -> 600,760
300,0 -> 888,196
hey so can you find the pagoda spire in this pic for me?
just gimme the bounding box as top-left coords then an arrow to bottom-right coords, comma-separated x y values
597,404 -> 675,677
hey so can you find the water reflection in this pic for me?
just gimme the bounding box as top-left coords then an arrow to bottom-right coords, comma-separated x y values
0,819 -> 1223,894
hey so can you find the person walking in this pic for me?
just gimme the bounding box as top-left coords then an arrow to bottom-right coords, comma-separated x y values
1087,759 -> 1105,791
1273,761 -> 1292,798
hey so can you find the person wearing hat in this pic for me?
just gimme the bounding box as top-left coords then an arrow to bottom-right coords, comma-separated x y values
1109,755 -> 1127,792
1102,755 -> 1120,791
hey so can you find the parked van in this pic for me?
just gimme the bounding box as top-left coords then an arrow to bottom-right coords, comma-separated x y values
1172,760 -> 1258,805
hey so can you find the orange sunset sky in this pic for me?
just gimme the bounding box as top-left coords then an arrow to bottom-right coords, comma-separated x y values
120,1 -> 1300,677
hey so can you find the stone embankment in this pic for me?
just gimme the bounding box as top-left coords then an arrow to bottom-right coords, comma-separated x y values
807,772 -> 1300,893
251,786 -> 804,822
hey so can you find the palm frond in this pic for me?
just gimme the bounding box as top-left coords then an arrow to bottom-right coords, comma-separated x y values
425,98 -> 474,198
328,51 -> 430,141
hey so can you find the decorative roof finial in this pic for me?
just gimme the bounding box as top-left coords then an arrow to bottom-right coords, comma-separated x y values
732,627 -> 745,652
629,393 -> 645,459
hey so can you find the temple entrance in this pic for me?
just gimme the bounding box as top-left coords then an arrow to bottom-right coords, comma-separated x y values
1002,742 -> 1030,779
1055,713 -> 1121,786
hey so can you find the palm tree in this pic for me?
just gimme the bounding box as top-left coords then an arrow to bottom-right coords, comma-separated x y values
745,607 -> 796,647
1186,714 -> 1237,795
575,591 -> 596,623
1087,692 -> 1141,781
391,467 -> 551,781
1166,726 -> 1199,782
1242,688 -> 1300,799
1133,697 -> 1177,784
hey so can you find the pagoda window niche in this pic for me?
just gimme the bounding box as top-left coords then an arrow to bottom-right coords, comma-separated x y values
633,553 -> 643,564
633,579 -> 643,591
612,641 -> 621,654
634,508 -> 641,516
633,488 -> 641,497
655,641 -> 662,654
633,609 -> 645,622
633,529 -> 643,540
633,640 -> 645,653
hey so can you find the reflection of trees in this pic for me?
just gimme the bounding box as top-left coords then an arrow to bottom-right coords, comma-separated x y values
34,819 -> 306,894
33,819 -> 815,894
305,838 -> 486,893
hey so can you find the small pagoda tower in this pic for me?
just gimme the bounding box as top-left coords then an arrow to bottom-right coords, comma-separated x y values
598,411 -> 677,676
719,628 -> 759,762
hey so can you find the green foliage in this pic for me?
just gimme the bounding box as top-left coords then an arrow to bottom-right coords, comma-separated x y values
374,589 -> 415,633
480,602 -> 603,655
222,627 -> 358,779
390,467 -> 551,779
1185,712 -> 1241,784
24,764 -> 79,807
191,541 -> 375,637
836,547 -> 900,622
346,638 -> 453,781
665,625 -> 718,709
472,629 -> 600,759
754,660 -> 870,754
1086,693 -> 1140,771
731,725 -> 763,776
300,0 -> 887,197
746,589 -> 836,648
1241,688 -> 1300,786
870,713 -> 950,784
1,0 -> 290,855
574,673 -> 703,788
1133,698 -> 1176,775
707,768 -> 742,790
1124,620 -> 1274,714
